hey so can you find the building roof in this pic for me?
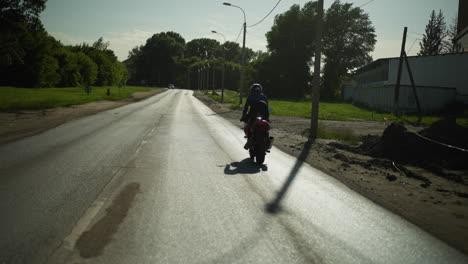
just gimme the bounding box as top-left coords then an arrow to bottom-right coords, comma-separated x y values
355,52 -> 467,75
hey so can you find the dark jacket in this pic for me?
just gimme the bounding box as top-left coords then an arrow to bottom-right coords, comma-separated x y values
242,92 -> 269,121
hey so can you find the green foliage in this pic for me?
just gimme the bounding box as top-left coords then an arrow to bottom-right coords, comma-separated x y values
55,48 -> 80,87
0,86 -> 160,111
205,89 -> 240,105
76,52 -> 98,86
0,0 -> 47,66
419,10 -> 447,56
185,38 -> 220,59
125,31 -> 185,86
442,16 -> 458,53
250,1 -> 376,100
321,1 -> 376,99
36,55 -> 61,87
76,43 -> 115,86
0,2 -> 127,89
264,3 -> 317,99
222,41 -> 241,62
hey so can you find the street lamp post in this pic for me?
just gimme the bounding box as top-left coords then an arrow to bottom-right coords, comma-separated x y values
198,69 -> 201,90
212,61 -> 216,95
223,2 -> 246,106
206,63 -> 210,90
211,30 -> 226,102
201,67 -> 205,90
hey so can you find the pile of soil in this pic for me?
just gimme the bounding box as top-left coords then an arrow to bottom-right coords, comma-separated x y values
361,118 -> 468,172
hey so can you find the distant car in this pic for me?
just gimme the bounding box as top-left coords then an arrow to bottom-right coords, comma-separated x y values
168,84 -> 174,89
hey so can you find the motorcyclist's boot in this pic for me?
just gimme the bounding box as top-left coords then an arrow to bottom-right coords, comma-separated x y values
244,137 -> 252,150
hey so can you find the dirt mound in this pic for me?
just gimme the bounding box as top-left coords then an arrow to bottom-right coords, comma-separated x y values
363,118 -> 468,171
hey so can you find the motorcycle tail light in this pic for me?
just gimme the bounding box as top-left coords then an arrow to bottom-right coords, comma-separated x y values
257,122 -> 269,131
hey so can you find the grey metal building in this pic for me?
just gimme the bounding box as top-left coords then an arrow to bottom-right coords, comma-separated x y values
344,52 -> 468,113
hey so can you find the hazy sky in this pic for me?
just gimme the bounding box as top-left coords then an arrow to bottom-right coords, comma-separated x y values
40,0 -> 459,61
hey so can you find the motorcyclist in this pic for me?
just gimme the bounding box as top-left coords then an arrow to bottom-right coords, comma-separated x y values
240,83 -> 269,150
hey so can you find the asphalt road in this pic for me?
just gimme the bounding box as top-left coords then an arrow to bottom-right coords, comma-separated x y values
1,90 -> 467,264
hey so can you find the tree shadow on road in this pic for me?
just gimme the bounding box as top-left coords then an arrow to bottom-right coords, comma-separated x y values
224,158 -> 267,175
266,139 -> 315,214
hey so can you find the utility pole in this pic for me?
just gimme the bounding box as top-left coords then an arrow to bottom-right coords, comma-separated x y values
201,67 -> 205,90
394,27 -> 407,115
221,57 -> 225,102
198,69 -> 201,90
212,30 -> 227,102
223,2 -> 246,106
310,0 -> 324,140
404,52 -> 422,122
206,64 -> 210,90
395,27 -> 422,122
212,62 -> 216,95
239,21 -> 246,106
187,68 -> 191,89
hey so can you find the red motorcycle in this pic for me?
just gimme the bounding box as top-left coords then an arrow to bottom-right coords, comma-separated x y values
246,116 -> 273,164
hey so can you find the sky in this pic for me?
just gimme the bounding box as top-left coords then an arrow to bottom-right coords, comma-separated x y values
40,0 -> 459,62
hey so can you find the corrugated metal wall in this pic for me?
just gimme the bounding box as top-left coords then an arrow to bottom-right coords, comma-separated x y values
346,85 -> 456,113
388,53 -> 468,103
347,53 -> 468,112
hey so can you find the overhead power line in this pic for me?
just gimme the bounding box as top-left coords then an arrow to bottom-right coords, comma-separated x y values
359,0 -> 376,8
407,38 -> 421,54
248,0 -> 283,27
234,23 -> 244,43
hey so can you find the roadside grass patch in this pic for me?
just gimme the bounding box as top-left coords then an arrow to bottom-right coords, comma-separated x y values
303,122 -> 359,144
0,86 -> 160,111
200,91 -> 468,127
269,99 -> 468,127
203,89 -> 240,108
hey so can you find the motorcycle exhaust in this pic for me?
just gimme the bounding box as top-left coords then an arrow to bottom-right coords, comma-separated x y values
267,136 -> 274,150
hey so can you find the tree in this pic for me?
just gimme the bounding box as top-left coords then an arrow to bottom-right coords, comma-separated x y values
72,38 -> 127,86
126,32 -> 185,86
266,2 -> 318,98
55,47 -> 80,87
221,41 -> 241,62
76,52 -> 98,86
260,1 -> 375,99
92,37 -> 110,51
36,55 -> 60,87
442,15 -> 458,53
185,38 -> 220,59
418,10 -> 446,56
0,0 -> 47,66
322,0 -> 376,99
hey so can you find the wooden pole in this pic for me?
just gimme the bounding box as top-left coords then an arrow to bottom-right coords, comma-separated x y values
403,51 -> 422,123
310,0 -> 324,140
394,27 -> 408,115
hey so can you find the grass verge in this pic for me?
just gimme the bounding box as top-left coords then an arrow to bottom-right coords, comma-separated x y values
0,86 -> 160,111
202,90 -> 468,127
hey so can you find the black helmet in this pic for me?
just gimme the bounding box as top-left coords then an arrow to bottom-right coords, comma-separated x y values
250,83 -> 263,93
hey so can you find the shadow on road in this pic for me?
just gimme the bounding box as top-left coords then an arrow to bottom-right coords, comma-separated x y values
224,158 -> 267,175
206,110 -> 237,116
266,139 -> 315,214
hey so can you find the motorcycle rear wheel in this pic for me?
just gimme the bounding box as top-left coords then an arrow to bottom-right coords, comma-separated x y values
255,150 -> 265,164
